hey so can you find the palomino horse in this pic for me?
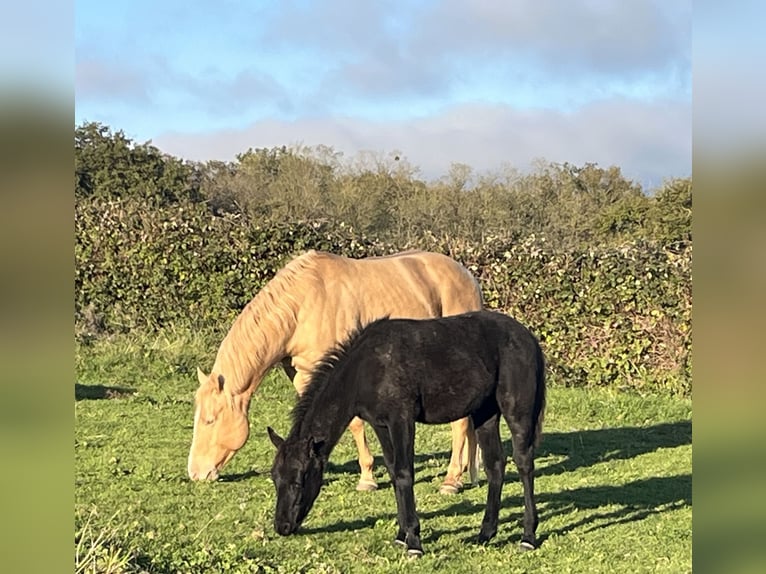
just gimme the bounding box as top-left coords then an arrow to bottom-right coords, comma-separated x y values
188,250 -> 483,493
268,310 -> 546,556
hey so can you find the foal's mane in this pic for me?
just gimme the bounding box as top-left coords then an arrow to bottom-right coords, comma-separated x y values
290,316 -> 389,429
213,250 -> 324,392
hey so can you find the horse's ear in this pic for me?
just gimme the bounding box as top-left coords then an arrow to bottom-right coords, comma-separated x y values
197,367 -> 208,386
267,427 -> 284,449
217,374 -> 225,392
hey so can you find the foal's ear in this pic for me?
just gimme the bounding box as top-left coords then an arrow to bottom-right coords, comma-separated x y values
308,437 -> 325,458
267,426 -> 284,449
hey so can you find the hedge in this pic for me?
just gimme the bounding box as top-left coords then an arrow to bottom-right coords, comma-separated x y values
75,197 -> 691,396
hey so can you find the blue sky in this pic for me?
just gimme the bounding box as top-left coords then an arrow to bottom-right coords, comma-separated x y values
75,0 -> 692,189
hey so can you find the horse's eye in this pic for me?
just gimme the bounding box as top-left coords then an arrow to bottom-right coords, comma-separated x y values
204,416 -> 216,425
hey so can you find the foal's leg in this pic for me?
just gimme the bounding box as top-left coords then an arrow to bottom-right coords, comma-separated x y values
506,417 -> 539,550
370,423 -> 406,546
473,413 -> 505,544
441,417 -> 471,494
387,419 -> 423,556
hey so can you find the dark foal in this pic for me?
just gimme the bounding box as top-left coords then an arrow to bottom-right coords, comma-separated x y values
268,310 -> 546,556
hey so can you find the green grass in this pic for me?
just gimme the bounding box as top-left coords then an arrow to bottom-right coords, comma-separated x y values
75,331 -> 692,573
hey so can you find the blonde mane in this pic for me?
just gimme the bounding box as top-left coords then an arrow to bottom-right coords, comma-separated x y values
211,250 -> 323,393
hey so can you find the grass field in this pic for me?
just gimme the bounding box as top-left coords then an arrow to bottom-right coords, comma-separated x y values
75,330 -> 692,573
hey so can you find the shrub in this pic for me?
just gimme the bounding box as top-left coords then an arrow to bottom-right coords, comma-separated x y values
76,197 -> 691,395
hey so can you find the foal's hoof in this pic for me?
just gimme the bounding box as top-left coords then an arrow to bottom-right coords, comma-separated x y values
520,540 -> 537,551
356,479 -> 378,491
394,536 -> 423,557
438,480 -> 463,495
477,532 -> 495,545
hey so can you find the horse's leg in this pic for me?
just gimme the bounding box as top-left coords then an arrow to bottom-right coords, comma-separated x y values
388,418 -> 423,556
348,416 -> 377,491
441,417 -> 470,494
473,412 -> 504,544
459,418 -> 480,485
506,416 -> 539,550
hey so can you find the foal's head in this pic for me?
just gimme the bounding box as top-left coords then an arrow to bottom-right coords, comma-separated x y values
267,426 -> 325,536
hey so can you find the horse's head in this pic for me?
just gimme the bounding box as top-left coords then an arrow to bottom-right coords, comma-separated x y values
267,426 -> 325,536
187,368 -> 250,481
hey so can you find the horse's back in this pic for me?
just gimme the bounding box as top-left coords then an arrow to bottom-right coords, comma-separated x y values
287,251 -> 482,368
376,250 -> 483,315
313,250 -> 481,316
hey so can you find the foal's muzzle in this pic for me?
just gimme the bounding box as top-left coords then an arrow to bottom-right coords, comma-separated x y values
275,521 -> 297,536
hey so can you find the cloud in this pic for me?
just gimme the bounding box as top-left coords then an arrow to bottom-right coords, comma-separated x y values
154,96 -> 690,189
75,52 -> 293,123
693,0 -> 766,155
76,0 -> 691,186
421,1 -> 690,74
241,0 -> 691,112
76,1 -> 691,116
171,67 -> 293,117
260,1 -> 690,93
75,58 -> 151,104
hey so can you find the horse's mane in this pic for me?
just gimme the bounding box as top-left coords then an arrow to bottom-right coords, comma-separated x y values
213,250 -> 325,391
290,315 -> 390,430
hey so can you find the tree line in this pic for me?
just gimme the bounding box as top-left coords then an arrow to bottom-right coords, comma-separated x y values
75,121 -> 691,251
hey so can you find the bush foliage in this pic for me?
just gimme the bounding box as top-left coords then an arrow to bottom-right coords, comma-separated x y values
75,122 -> 692,396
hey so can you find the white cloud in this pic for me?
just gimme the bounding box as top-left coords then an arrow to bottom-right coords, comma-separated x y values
76,0 -> 691,187
154,97 -> 690,189
76,58 -> 150,103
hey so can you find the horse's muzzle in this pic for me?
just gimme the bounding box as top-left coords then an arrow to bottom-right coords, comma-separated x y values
188,466 -> 219,481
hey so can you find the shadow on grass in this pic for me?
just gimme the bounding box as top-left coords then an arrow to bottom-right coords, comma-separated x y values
295,472 -> 691,548
422,472 -> 691,546
308,421 -> 692,547
218,470 -> 263,482
75,383 -> 136,400
325,420 -> 691,484
535,473 -> 691,536
534,421 -> 692,477
299,514 -> 386,536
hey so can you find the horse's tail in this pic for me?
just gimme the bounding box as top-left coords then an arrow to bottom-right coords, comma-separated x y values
532,342 -> 547,449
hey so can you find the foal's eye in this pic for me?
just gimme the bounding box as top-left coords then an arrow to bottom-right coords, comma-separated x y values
204,416 -> 216,425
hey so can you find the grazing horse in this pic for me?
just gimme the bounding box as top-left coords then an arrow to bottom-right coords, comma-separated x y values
188,250 -> 483,494
268,310 -> 546,556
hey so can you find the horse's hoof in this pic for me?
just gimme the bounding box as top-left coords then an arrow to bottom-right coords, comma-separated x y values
393,538 -> 407,548
439,481 -> 463,495
520,540 -> 537,551
356,479 -> 378,491
406,548 -> 423,558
